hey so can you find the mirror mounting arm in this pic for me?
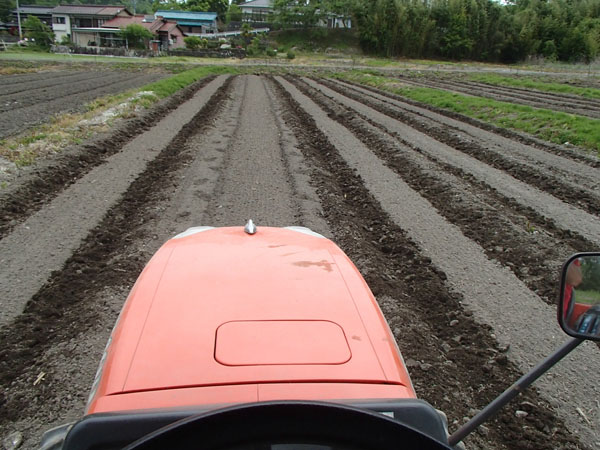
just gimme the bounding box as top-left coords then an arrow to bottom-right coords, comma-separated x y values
448,337 -> 584,447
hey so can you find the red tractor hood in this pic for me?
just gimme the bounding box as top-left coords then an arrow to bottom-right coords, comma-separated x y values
88,226 -> 414,413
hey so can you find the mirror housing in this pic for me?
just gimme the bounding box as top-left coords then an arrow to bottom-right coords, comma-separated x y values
558,253 -> 600,341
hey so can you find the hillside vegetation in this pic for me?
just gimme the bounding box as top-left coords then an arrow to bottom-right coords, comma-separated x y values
349,0 -> 600,63
271,0 -> 600,63
1,0 -> 599,64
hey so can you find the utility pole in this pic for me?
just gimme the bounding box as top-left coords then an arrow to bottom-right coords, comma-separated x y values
16,0 -> 23,39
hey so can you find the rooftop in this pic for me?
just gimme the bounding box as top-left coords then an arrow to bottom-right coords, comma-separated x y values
51,5 -> 131,16
103,15 -> 179,33
155,10 -> 217,21
240,0 -> 273,8
15,5 -> 54,14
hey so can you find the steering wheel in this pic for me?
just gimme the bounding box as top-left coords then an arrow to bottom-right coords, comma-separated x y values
124,401 -> 452,450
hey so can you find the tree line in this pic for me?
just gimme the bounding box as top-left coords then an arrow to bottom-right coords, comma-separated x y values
2,0 -> 598,63
272,0 -> 599,63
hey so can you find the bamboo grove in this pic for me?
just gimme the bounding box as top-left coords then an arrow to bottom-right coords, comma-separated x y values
273,0 -> 600,63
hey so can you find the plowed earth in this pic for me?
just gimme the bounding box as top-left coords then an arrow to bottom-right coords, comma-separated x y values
0,68 -> 166,138
0,72 -> 599,450
392,73 -> 600,119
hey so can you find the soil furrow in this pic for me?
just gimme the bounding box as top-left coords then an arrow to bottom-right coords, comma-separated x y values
337,78 -> 600,169
261,76 -> 331,235
205,75 -> 301,226
0,74 -> 329,449
0,72 -> 164,138
461,80 -> 600,108
0,71 -> 105,96
0,70 -> 81,87
272,75 -> 590,450
0,67 -> 104,86
0,76 -> 216,240
323,78 -> 600,208
305,77 -> 600,248
289,76 -> 593,308
0,71 -> 159,113
2,70 -> 599,450
398,76 -> 600,119
0,77 -> 233,446
439,79 -> 600,112
0,75 -> 229,326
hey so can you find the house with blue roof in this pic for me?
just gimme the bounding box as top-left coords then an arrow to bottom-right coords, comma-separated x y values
154,10 -> 218,35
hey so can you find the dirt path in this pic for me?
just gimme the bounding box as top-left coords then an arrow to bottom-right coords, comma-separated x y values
153,74 -> 329,239
206,75 -> 300,226
0,73 -> 598,450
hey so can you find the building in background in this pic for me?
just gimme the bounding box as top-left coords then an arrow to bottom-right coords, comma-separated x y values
12,5 -> 54,27
101,14 -> 186,50
239,0 -> 350,28
154,10 -> 217,35
51,5 -> 132,44
240,0 -> 272,23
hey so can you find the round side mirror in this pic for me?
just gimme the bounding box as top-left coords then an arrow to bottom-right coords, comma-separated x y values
559,253 -> 600,341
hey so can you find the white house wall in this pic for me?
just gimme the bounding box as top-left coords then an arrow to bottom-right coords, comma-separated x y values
52,15 -> 71,41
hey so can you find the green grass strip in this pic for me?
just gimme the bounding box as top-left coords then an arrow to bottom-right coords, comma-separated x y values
467,73 -> 600,100
144,65 -> 241,99
332,71 -> 600,155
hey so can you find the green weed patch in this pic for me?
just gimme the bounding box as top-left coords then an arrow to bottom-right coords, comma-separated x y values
144,65 -> 240,99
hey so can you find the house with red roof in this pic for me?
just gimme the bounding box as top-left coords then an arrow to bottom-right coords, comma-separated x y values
101,15 -> 186,50
51,4 -> 132,44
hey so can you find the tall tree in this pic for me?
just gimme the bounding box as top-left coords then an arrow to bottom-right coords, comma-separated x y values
186,0 -> 228,20
273,0 -> 325,28
226,2 -> 242,22
322,0 -> 355,28
0,0 -> 14,23
152,0 -> 181,12
120,23 -> 153,48
351,0 -> 600,62
23,15 -> 54,48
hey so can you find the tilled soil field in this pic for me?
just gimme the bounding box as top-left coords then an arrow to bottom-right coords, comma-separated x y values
0,68 -> 166,138
0,73 -> 599,450
391,72 -> 600,119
